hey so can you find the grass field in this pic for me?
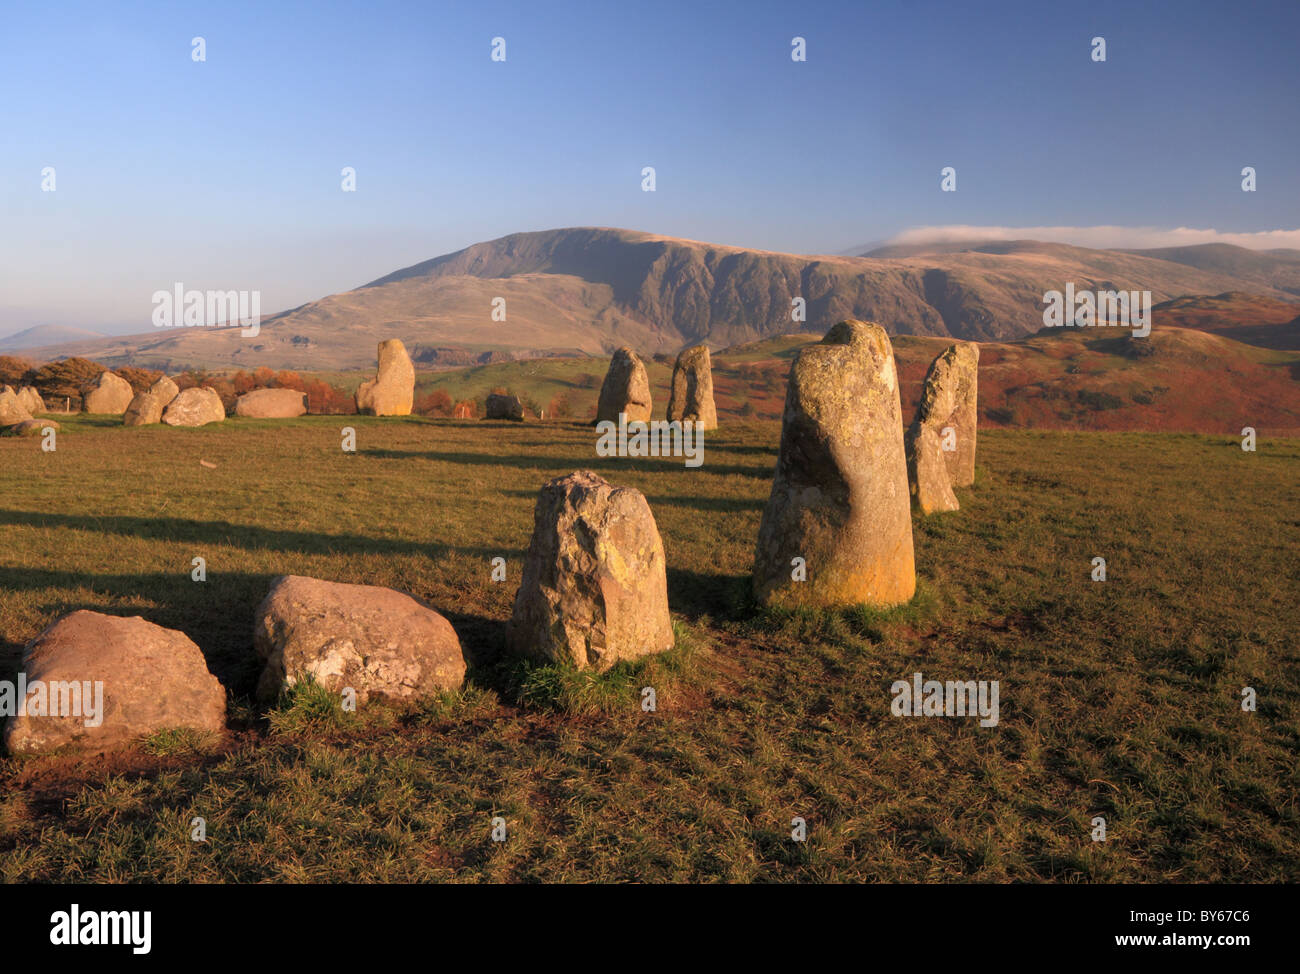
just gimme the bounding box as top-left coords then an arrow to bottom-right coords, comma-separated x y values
1,416 -> 1297,882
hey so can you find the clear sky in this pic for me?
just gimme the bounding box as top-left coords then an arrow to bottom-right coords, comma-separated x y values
2,0 -> 1297,335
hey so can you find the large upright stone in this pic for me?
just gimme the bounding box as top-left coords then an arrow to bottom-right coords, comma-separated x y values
912,342 -> 979,489
123,391 -> 163,426
906,424 -> 959,514
595,347 -> 652,424
150,375 -> 180,408
0,387 -> 32,426
253,575 -> 466,704
235,387 -> 308,418
507,470 -> 674,672
355,339 -> 414,416
162,387 -> 226,427
905,343 -> 979,512
3,610 -> 227,754
82,371 -> 133,414
753,320 -> 915,609
666,344 -> 718,430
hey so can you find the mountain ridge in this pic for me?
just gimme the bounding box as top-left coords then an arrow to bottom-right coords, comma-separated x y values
13,227 -> 1300,371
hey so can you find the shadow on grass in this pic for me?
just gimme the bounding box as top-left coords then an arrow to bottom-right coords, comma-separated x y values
0,562 -> 509,702
0,508 -> 508,560
667,566 -> 751,621
360,447 -> 772,479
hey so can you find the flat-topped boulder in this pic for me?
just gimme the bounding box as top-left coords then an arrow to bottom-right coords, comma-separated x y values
1,418 -> 57,437
235,387 -> 308,418
666,344 -> 718,429
82,371 -> 134,414
595,347 -> 652,423
753,320 -> 915,609
355,339 -> 414,416
507,470 -> 674,671
253,575 -> 466,704
3,610 -> 227,755
123,391 -> 164,426
162,387 -> 226,427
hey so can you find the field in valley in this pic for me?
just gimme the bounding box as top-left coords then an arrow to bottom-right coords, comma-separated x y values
0,416 -> 1296,882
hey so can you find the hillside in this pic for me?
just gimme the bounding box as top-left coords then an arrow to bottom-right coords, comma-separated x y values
19,229 -> 1300,371
1151,292 -> 1300,350
0,324 -> 105,352
409,327 -> 1300,436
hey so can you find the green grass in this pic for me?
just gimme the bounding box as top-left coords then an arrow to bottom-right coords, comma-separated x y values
0,415 -> 1296,882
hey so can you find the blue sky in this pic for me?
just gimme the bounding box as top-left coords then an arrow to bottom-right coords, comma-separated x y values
2,0 -> 1297,335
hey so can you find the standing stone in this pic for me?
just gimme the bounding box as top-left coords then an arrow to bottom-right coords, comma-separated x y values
666,344 -> 718,430
123,391 -> 164,426
253,575 -> 466,704
150,375 -> 180,408
235,387 -> 308,418
595,347 -> 652,424
0,387 -> 32,426
355,339 -> 414,416
17,386 -> 43,414
507,470 -> 674,672
485,393 -> 525,421
753,320 -> 915,609
162,386 -> 226,426
3,610 -> 227,754
906,424 -> 959,514
912,342 -> 979,488
82,370 -> 134,414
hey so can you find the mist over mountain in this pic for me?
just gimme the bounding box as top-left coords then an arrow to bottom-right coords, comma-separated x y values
17,228 -> 1300,371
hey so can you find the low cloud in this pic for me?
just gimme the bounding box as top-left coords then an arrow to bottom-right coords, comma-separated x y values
886,225 -> 1300,251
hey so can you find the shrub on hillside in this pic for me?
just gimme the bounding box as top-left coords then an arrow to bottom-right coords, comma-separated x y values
27,357 -> 110,408
414,389 -> 454,418
303,378 -> 355,414
115,365 -> 163,393
548,391 -> 574,419
0,356 -> 32,386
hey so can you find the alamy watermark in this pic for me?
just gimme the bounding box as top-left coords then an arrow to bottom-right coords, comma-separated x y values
1042,284 -> 1151,337
0,674 -> 104,726
595,412 -> 704,468
151,283 -> 261,337
891,672 -> 1000,727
